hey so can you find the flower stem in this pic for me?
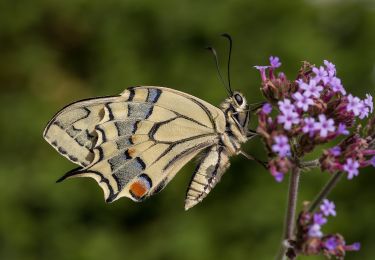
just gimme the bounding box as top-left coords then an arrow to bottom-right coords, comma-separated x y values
308,171 -> 344,213
276,166 -> 301,260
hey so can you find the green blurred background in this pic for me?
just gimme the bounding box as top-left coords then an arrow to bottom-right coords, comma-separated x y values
0,0 -> 374,259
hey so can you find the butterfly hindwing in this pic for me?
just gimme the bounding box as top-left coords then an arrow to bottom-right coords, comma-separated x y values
49,86 -> 227,204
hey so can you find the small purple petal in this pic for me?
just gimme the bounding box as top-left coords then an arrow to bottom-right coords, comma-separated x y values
308,224 -> 323,238
312,66 -> 329,84
269,56 -> 282,68
324,237 -> 337,251
262,103 -> 272,114
364,94 -> 373,113
293,92 -> 314,111
324,60 -> 336,76
346,94 -> 362,116
313,213 -> 327,225
278,99 -> 295,114
274,172 -> 284,182
320,199 -> 336,217
272,135 -> 291,157
330,146 -> 342,156
298,79 -> 323,98
343,158 -> 360,179
314,114 -> 336,138
302,117 -> 316,136
345,242 -> 361,251
277,111 -> 300,131
337,123 -> 350,135
371,156 -> 375,167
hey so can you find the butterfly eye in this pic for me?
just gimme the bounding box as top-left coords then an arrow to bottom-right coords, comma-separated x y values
234,94 -> 243,106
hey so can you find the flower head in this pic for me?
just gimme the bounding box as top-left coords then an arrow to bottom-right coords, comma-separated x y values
320,199 -> 336,217
272,135 -> 291,157
328,77 -> 346,95
314,114 -> 336,138
324,237 -> 338,251
270,56 -> 281,68
343,158 -> 360,179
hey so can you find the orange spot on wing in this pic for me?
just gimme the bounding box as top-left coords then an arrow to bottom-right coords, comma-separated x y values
128,148 -> 136,157
130,181 -> 148,198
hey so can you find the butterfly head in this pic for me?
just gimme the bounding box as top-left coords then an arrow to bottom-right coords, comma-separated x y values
220,91 -> 250,142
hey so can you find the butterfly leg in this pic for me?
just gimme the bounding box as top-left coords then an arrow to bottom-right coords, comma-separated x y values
240,150 -> 268,169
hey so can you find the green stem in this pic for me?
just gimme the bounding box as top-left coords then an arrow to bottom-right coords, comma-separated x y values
276,166 -> 301,260
308,172 -> 344,213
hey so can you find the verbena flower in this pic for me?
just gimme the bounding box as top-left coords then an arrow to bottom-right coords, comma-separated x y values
320,199 -> 336,217
270,56 -> 281,68
302,117 -> 316,136
314,114 -> 335,138
312,66 -> 329,84
262,103 -> 272,114
272,135 -> 291,157
298,79 -> 323,98
313,213 -> 327,225
278,111 -> 300,130
293,92 -> 314,111
308,224 -> 323,238
278,99 -> 295,114
346,94 -> 362,116
343,158 -> 360,179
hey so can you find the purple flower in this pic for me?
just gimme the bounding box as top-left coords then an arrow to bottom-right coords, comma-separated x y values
346,94 -> 362,116
298,79 -> 323,98
330,146 -> 342,156
269,56 -> 281,68
254,66 -> 269,81
308,224 -> 323,238
364,94 -> 373,113
337,123 -> 350,135
272,135 -> 291,157
274,172 -> 284,182
293,92 -> 314,111
324,60 -> 336,76
343,158 -> 360,179
324,237 -> 338,251
328,77 -> 346,95
371,156 -> 375,167
312,66 -> 329,84
302,117 -> 316,135
313,213 -> 327,225
262,103 -> 272,114
320,199 -> 336,217
345,242 -> 361,251
278,111 -> 300,130
314,114 -> 336,138
278,99 -> 295,114
358,102 -> 369,119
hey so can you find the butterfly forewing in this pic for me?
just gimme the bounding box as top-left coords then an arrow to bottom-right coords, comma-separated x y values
44,86 -> 227,205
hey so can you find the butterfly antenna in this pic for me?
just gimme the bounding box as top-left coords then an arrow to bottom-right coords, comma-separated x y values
221,33 -> 234,95
206,47 -> 232,96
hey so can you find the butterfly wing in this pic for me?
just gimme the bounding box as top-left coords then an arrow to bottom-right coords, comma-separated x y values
45,86 -> 227,204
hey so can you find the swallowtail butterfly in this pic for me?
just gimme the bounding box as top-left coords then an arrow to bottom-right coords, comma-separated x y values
43,35 -> 261,210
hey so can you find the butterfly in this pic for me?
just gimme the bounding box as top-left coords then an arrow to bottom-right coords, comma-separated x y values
43,35 -> 263,210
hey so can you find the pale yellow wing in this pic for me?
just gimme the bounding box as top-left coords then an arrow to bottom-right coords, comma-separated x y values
46,86 -> 226,204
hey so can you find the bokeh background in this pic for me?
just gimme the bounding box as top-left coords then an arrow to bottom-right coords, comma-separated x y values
0,0 -> 374,259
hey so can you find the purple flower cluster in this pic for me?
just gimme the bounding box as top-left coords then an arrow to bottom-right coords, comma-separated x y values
295,199 -> 360,258
255,57 -> 374,182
